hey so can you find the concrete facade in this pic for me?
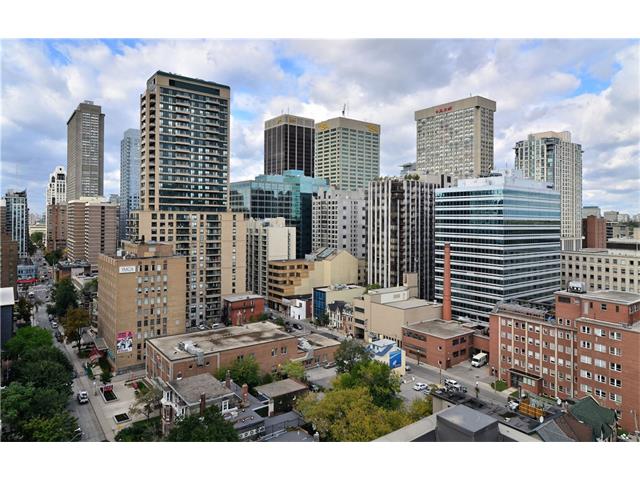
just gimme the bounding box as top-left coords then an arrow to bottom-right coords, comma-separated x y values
515,131 -> 583,251
67,101 -> 104,201
312,187 -> 367,260
67,197 -> 118,269
415,96 -> 496,178
246,217 -> 296,298
314,117 -> 380,191
119,128 -> 140,241
561,248 -> 639,294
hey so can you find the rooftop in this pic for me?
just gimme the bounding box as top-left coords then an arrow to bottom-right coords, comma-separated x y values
566,289 -> 640,305
148,322 -> 294,360
367,285 -> 407,295
315,284 -> 363,293
301,333 -> 340,349
404,319 -> 474,339
223,293 -> 264,303
255,378 -> 308,399
168,373 -> 234,406
0,287 -> 15,307
265,429 -> 314,442
438,403 -> 496,432
385,298 -> 434,310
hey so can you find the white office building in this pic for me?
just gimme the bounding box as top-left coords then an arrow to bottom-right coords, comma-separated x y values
119,128 -> 141,241
312,188 -> 367,260
246,217 -> 296,298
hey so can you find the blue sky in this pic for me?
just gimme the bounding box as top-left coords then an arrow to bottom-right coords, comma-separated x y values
1,38 -> 639,215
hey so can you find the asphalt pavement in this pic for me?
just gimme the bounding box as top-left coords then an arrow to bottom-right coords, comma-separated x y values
28,280 -> 107,441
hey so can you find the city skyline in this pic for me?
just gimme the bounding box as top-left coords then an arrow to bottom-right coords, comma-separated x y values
1,39 -> 638,215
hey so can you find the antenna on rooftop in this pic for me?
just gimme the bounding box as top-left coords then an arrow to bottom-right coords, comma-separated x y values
342,103 -> 346,116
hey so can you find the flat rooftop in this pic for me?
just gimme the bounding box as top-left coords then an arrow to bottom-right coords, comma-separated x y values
386,298 -> 435,310
0,287 -> 15,307
223,293 -> 264,302
368,286 -> 407,295
302,333 -> 340,349
168,373 -> 233,406
405,319 -> 474,339
567,289 -> 640,305
148,322 -> 294,360
255,378 -> 308,398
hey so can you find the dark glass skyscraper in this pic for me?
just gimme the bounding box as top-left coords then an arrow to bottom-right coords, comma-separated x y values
230,170 -> 328,258
264,114 -> 315,177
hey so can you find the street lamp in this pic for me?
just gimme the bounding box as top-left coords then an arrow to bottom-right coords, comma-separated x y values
438,360 -> 442,384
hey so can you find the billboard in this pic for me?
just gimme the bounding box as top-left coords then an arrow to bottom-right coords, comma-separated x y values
389,349 -> 403,369
116,331 -> 133,353
119,266 -> 136,274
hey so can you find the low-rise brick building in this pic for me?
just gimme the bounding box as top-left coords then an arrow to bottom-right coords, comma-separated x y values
489,286 -> 640,433
402,320 -> 474,369
145,321 -> 299,382
222,293 -> 266,326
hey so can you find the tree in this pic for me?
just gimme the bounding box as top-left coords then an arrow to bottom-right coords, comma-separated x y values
216,356 -> 261,390
14,359 -> 73,396
165,406 -> 239,442
27,238 -> 37,256
30,231 -> 44,249
4,326 -> 52,359
14,297 -> 33,325
334,339 -> 370,374
334,359 -> 402,410
365,283 -> 381,292
115,418 -> 161,442
101,369 -> 113,384
296,387 -> 410,441
129,385 -> 163,423
22,412 -> 80,442
407,396 -> 433,421
52,278 -> 78,317
315,313 -> 330,327
279,360 -> 306,381
19,344 -> 73,374
44,248 -> 64,267
61,307 -> 91,350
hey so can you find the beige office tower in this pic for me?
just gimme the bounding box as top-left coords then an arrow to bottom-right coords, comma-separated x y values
312,187 -> 367,260
515,131 -> 583,251
415,96 -> 496,178
314,117 -> 380,191
246,217 -> 296,298
97,241 -> 187,373
67,101 -> 104,201
66,197 -> 118,268
136,71 -> 245,327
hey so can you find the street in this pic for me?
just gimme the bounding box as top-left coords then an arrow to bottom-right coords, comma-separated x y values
28,276 -> 106,442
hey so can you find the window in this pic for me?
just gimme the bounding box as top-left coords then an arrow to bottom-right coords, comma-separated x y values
580,384 -> 592,394
580,355 -> 592,365
609,347 -> 621,356
595,374 -> 606,383
581,326 -> 591,334
609,378 -> 621,388
594,328 -> 606,337
580,341 -> 592,349
595,358 -> 606,368
600,303 -> 607,311
221,400 -> 230,412
610,362 -> 622,372
609,331 -> 622,341
609,393 -> 622,403
580,370 -> 592,379
594,388 -> 606,399
594,344 -> 606,353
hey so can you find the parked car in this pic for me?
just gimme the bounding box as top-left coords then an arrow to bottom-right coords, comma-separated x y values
292,323 -> 303,331
507,400 -> 520,411
51,321 -> 58,329
77,391 -> 89,404
413,382 -> 428,391
405,365 -> 411,372
284,326 -> 293,333
198,323 -> 206,330
323,361 -> 336,369
55,331 -> 63,342
211,323 -> 223,329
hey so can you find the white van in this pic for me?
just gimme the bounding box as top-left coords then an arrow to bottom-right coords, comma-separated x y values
471,352 -> 488,368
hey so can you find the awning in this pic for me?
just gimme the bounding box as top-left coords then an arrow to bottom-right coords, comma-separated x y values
93,337 -> 109,351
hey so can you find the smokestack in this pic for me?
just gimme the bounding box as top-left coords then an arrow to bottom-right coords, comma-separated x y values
199,392 -> 206,416
241,383 -> 249,406
225,369 -> 231,389
443,243 -> 452,321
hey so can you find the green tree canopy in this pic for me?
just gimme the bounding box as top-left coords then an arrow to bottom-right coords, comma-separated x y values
333,359 -> 402,410
334,339 -> 370,374
216,356 -> 262,390
14,297 -> 33,325
129,384 -> 163,422
165,406 -> 239,442
22,412 -> 80,442
61,307 -> 91,349
14,359 -> 73,396
407,396 -> 433,421
4,326 -> 52,359
30,231 -> 44,248
18,344 -> 73,373
44,248 -> 64,266
278,360 -> 306,381
52,278 -> 78,317
296,387 -> 410,441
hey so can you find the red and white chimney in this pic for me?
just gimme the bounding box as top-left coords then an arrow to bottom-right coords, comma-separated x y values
443,243 -> 452,321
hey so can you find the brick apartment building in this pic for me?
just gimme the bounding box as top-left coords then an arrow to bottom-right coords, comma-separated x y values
222,293 -> 266,326
489,286 -> 640,433
582,215 -> 607,249
145,322 -> 299,383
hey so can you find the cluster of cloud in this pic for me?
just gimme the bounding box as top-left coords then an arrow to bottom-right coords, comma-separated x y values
1,38 -> 638,215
